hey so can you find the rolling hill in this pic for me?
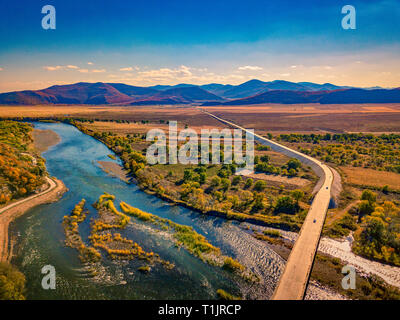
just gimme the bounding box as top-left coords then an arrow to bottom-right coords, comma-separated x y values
199,80 -> 347,99
0,80 -> 398,106
0,83 -> 224,105
129,86 -> 224,105
203,88 -> 400,105
0,82 -> 134,105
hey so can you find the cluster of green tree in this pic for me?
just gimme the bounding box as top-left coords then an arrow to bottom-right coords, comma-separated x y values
273,190 -> 304,215
277,133 -> 400,172
353,190 -> 400,266
255,156 -> 302,177
71,123 -> 308,231
255,144 -> 271,151
0,121 -> 46,205
0,263 -> 25,300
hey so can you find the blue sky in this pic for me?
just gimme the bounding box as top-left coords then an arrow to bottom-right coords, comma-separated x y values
0,0 -> 399,92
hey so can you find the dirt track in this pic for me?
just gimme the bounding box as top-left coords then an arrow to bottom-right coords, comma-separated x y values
0,177 -> 67,262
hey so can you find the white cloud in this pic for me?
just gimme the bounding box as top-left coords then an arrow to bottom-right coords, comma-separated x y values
119,67 -> 133,71
92,69 -> 106,73
78,69 -> 89,73
43,65 -> 64,71
279,73 -> 291,77
0,67 -> 3,71
238,65 -> 263,71
44,65 -> 81,71
138,65 -> 192,79
87,62 -> 94,65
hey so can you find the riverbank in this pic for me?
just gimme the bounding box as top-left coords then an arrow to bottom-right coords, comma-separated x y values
250,224 -> 400,290
0,177 -> 67,262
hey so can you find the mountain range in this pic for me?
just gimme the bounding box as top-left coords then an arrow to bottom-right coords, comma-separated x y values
0,80 -> 398,106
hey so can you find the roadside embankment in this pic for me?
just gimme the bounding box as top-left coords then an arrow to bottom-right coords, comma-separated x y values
0,177 -> 67,262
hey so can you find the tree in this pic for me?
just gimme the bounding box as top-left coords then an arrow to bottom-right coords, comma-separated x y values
183,169 -> 194,182
361,190 -> 377,204
214,191 -> 223,202
251,193 -> 265,213
211,176 -> 221,187
274,196 -> 298,215
221,178 -> 231,192
199,172 -> 206,185
291,190 -> 304,204
244,178 -> 253,189
287,158 -> 301,171
0,263 -> 25,300
260,155 -> 270,163
358,200 -> 375,220
254,180 -> 267,191
232,175 -> 241,186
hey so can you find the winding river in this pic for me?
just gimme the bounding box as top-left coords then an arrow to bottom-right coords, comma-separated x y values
10,122 -> 285,300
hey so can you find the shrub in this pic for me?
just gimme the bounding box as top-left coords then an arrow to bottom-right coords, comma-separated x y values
244,178 -> 253,189
287,158 -> 301,170
263,229 -> 281,238
0,263 -> 25,300
232,175 -> 241,185
274,196 -> 299,215
216,289 -> 241,300
222,257 -> 245,272
382,185 -> 389,194
361,190 -> 377,204
221,178 -> 231,191
254,180 -> 266,191
211,176 -> 221,187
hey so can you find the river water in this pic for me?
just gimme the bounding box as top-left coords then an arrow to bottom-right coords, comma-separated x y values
10,122 -> 284,300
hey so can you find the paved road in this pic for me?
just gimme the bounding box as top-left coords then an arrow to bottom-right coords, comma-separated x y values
0,177 -> 58,262
201,109 -> 333,300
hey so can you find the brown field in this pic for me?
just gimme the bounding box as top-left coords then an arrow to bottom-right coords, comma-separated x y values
2,104 -> 400,134
0,105 -> 224,128
240,172 -> 310,188
202,104 -> 400,133
339,166 -> 400,190
83,120 -> 225,135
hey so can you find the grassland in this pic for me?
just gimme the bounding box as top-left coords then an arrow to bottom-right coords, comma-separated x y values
340,167 -> 400,190
202,104 -> 400,133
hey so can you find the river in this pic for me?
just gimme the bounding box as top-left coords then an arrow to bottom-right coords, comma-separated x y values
10,122 -> 285,299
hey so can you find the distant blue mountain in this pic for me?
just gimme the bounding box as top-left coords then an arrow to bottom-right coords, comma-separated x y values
203,88 -> 400,106
0,80 -> 398,105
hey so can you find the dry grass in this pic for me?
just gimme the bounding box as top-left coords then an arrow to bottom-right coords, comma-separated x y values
242,172 -> 310,188
202,104 -> 400,133
3,104 -> 400,134
0,105 -> 225,129
340,166 -> 400,189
